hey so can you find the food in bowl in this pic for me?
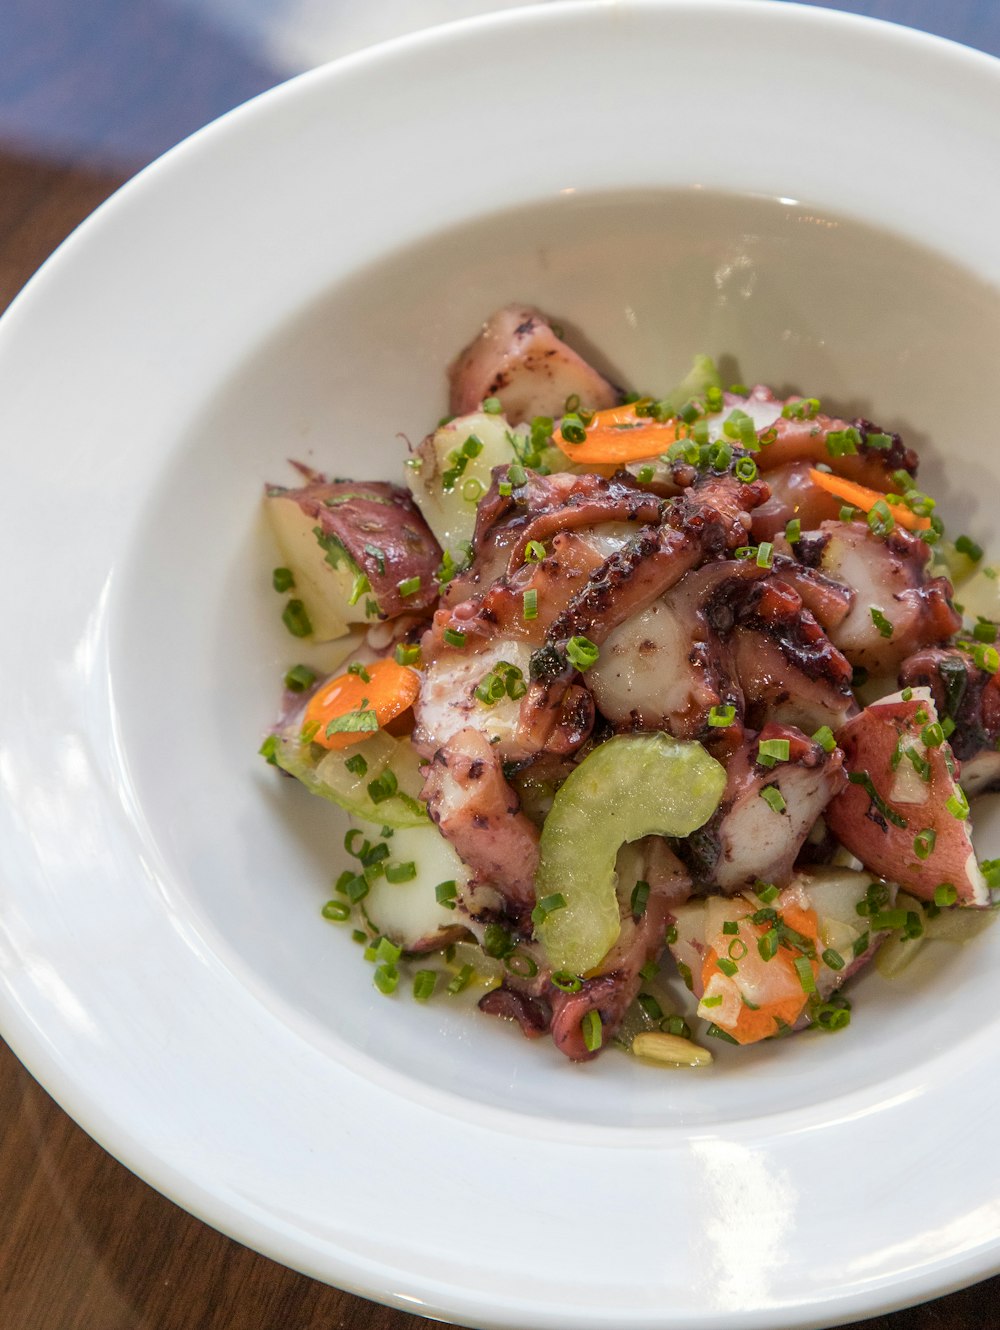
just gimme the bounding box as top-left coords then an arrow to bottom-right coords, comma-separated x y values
260,305 -> 998,1063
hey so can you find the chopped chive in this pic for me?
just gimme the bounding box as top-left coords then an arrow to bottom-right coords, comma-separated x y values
759,785 -> 786,814
756,541 -> 774,569
867,500 -> 895,537
398,575 -> 421,599
581,1010 -> 603,1052
482,923 -> 513,959
852,931 -> 870,958
321,899 -> 351,921
734,457 -> 758,482
721,920 -> 739,935
366,770 -> 398,805
839,504 -> 858,522
347,661 -> 371,683
282,599 -> 313,637
551,971 -> 583,993
946,787 -> 970,821
561,414 -> 588,445
785,518 -> 801,543
638,962 -> 658,983
524,540 -> 547,563
507,462 -> 527,487
443,627 -> 467,648
975,643 -> 1000,675
973,621 -> 998,643
435,880 -> 458,909
707,704 -> 737,727
635,465 -> 656,483
955,534 -> 983,562
272,567 -> 295,593
482,396 -> 503,414
921,722 -> 945,748
258,734 -> 279,765
630,880 -> 650,917
756,883 -> 780,903
638,992 -> 663,1021
531,892 -> 566,927
394,642 -> 421,667
757,737 -> 791,766
913,828 -> 936,861
446,964 -> 475,995
793,956 -> 816,993
504,950 -> 539,979
934,882 -> 959,907
825,426 -> 861,458
811,725 -> 837,753
284,663 -> 316,693
701,994 -> 723,1009
716,957 -> 738,977
981,858 -> 1000,889
413,970 -> 437,1001
822,948 -> 845,971
344,752 -> 368,777
758,929 -> 780,961
566,635 -> 599,670
347,573 -> 371,607
385,861 -> 417,883
704,1022 -> 739,1044
522,588 -> 538,621
869,606 -> 894,639
373,964 -> 399,995
728,937 -> 748,962
813,1001 -> 851,1032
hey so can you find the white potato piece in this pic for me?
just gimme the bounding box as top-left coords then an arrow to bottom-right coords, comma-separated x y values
362,820 -> 472,951
407,411 -> 526,558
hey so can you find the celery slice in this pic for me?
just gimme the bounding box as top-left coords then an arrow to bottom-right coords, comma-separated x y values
537,733 -> 726,973
661,355 -> 721,414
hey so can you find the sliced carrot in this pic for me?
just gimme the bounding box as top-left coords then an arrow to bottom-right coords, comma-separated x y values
303,658 -> 420,751
700,900 -> 821,1046
555,403 -> 680,465
807,468 -> 931,532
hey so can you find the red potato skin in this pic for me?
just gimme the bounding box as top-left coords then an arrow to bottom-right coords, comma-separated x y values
824,691 -> 988,905
271,475 -> 442,618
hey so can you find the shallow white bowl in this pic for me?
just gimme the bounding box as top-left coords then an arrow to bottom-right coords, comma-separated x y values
2,2 -> 1000,1327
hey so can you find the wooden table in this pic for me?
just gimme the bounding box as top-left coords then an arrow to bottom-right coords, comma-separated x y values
2,3 -> 999,1327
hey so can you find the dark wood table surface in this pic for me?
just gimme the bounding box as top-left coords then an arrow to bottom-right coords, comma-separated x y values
3,2 -> 1000,1327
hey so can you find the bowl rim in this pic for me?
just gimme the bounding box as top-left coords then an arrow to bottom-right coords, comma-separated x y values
2,3 -> 1000,1328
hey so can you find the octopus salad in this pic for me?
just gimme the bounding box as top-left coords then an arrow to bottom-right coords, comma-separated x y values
259,305 -> 1000,1065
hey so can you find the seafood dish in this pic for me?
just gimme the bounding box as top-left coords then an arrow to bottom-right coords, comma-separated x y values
260,306 -> 999,1065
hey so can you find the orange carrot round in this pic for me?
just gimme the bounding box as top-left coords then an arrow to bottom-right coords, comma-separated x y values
808,468 -> 931,532
303,659 -> 420,750
555,403 -> 680,465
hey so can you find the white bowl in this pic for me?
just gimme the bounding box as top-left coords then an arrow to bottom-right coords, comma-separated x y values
2,3 -> 1000,1327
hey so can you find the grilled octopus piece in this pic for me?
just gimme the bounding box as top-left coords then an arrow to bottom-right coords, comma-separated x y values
448,304 -> 618,424
548,840 -> 693,1061
421,727 -> 540,924
786,521 -> 960,675
900,646 -> 1000,794
477,839 -> 693,1059
677,724 -> 846,892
